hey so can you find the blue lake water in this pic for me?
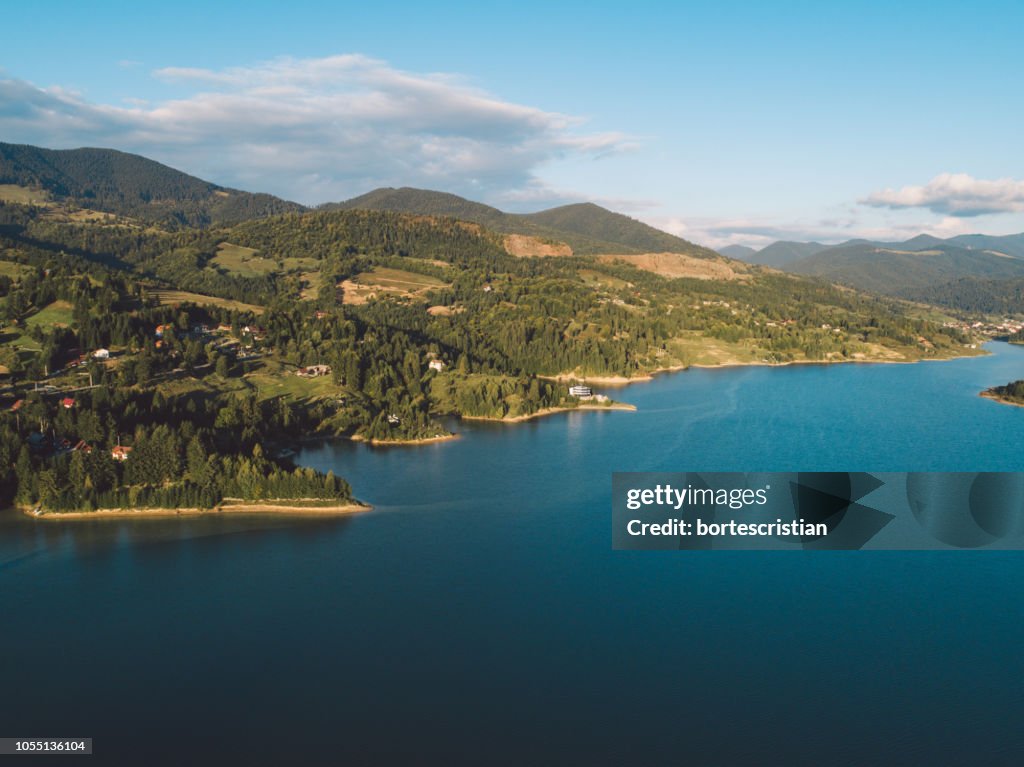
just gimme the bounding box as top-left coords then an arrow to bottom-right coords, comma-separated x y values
3,344 -> 1024,765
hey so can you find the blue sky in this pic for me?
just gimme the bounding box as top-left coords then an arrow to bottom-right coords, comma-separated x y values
2,0 -> 1023,247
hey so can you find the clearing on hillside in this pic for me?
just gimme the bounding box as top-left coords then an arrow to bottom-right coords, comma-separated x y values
340,267 -> 449,305
151,290 -> 265,314
211,242 -> 276,277
0,260 -> 32,279
26,300 -> 75,328
0,184 -> 50,205
597,252 -> 752,281
503,234 -> 573,258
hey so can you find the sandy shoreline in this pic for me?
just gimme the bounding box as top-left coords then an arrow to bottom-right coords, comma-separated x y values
980,390 -> 1024,408
350,432 -> 459,446
461,402 -> 637,423
22,500 -> 370,520
547,348 -> 985,387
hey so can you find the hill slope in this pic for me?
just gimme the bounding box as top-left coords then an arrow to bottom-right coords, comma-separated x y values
327,187 -> 717,258
718,244 -> 756,260
740,241 -> 829,268
787,242 -> 1024,295
0,142 -> 304,228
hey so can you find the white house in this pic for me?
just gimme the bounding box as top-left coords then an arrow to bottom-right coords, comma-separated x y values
297,364 -> 332,378
92,348 -> 110,360
569,384 -> 592,398
428,359 -> 445,372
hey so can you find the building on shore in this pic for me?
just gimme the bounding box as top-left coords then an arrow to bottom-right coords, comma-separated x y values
569,384 -> 593,398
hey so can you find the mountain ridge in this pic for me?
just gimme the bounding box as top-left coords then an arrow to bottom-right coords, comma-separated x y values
325,186 -> 718,258
0,142 -> 305,228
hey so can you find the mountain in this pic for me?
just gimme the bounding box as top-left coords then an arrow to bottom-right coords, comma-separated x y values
718,244 -> 756,260
326,187 -> 718,258
947,233 -> 1024,259
0,142 -> 304,228
902,276 -> 1024,314
330,187 -> 509,229
741,241 -> 829,268
787,242 -> 1024,295
522,202 -> 717,256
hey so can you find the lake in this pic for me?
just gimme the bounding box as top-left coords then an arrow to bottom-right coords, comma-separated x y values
3,343 -> 1024,765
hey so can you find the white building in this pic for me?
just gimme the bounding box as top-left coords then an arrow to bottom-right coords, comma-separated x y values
428,359 -> 445,372
92,348 -> 110,360
569,384 -> 592,398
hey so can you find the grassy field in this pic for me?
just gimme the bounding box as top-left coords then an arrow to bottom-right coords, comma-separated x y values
0,260 -> 32,278
25,300 -> 75,329
245,368 -> 339,401
0,326 -> 41,352
211,243 -> 319,278
341,267 -> 449,305
577,268 -> 632,290
0,184 -> 50,204
667,333 -> 763,367
298,271 -> 324,300
210,242 -> 275,277
151,290 -> 265,314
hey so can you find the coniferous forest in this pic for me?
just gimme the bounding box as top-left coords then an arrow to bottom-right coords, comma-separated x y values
0,156 -> 980,513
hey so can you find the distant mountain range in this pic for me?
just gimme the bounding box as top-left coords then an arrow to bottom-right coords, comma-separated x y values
0,143 -> 716,258
720,233 -> 1024,308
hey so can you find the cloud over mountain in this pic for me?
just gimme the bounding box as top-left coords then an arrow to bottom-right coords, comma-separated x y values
0,54 -> 630,205
862,173 -> 1024,217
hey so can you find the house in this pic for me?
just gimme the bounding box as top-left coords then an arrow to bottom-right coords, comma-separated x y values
217,323 -> 233,333
296,364 -> 332,378
11,399 -> 23,412
387,414 -> 401,425
569,384 -> 593,398
155,323 -> 173,338
72,440 -> 93,454
61,397 -> 75,409
428,359 -> 445,372
314,310 -> 328,320
92,348 -> 111,360
482,284 -> 493,293
111,445 -> 132,461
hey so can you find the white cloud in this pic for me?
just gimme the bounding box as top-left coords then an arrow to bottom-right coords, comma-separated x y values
0,54 -> 632,205
861,173 -> 1024,217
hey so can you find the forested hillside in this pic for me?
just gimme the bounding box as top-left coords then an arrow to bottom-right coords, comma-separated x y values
0,148 -> 983,514
327,186 -> 715,257
0,143 -> 304,228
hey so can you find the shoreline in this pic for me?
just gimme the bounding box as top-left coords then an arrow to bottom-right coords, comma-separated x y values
980,390 -> 1024,408
351,432 -> 459,446
461,402 -> 637,423
21,500 -> 371,520
546,347 -> 988,387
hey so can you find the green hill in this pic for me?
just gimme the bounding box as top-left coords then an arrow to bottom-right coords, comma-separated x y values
718,244 -> 756,260
0,142 -> 305,228
327,186 -> 715,257
901,276 -> 1024,314
521,202 -> 719,257
742,241 -> 829,268
329,187 -> 510,229
787,242 -> 1024,295
948,233 -> 1024,259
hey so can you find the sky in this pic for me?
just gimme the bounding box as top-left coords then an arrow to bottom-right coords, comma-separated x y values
2,0 -> 1023,248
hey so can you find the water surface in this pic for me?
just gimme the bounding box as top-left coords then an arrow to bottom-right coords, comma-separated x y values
3,344 -> 1024,765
